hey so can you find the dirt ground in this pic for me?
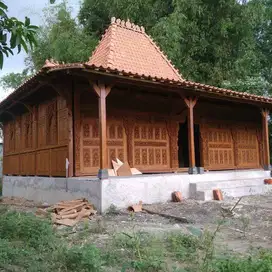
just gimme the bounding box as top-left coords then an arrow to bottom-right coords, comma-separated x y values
1,193 -> 272,254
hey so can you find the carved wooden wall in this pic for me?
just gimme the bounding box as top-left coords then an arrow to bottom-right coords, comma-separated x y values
80,117 -> 127,174
78,111 -> 175,175
233,128 -> 260,169
132,120 -> 171,171
3,96 -> 69,177
200,123 -> 261,170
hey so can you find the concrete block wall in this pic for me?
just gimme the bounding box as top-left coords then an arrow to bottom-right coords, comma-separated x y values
3,170 -> 271,213
3,176 -> 101,211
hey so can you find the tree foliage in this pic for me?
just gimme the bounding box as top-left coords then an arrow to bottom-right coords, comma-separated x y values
0,68 -> 30,90
2,0 -> 272,96
0,0 -> 38,69
28,2 -> 97,71
79,0 -> 264,87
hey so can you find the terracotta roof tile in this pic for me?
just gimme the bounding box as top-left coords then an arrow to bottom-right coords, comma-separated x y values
86,18 -> 183,81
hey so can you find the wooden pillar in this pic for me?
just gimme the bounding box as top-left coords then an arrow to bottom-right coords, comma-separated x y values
67,104 -> 74,177
184,97 -> 198,174
93,82 -> 112,178
261,108 -> 270,170
74,90 -> 81,176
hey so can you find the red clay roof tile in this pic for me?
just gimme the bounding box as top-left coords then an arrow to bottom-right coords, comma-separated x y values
86,18 -> 183,81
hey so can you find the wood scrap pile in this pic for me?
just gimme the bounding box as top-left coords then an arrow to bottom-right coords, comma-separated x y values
108,158 -> 142,176
36,198 -> 96,227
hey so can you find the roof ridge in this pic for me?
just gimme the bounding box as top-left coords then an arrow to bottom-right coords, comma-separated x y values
111,17 -> 183,81
105,24 -> 117,69
87,25 -> 116,68
111,17 -> 145,33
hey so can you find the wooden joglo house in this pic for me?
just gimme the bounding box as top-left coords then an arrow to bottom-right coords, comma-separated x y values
0,18 -> 271,180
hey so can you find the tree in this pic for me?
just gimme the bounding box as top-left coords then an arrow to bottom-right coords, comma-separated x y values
0,68 -> 30,90
254,0 -> 272,84
0,1 -> 38,69
221,76 -> 271,96
28,2 -> 97,71
78,0 -> 264,86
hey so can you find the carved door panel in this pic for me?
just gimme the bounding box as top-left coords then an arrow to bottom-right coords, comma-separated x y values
234,128 -> 260,168
80,117 -> 127,175
205,128 -> 234,170
107,121 -> 127,165
133,122 -> 170,171
81,118 -> 100,174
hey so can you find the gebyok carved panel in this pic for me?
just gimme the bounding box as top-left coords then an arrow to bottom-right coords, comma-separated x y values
133,122 -> 170,170
234,128 -> 259,168
80,118 -> 127,174
204,128 -> 235,170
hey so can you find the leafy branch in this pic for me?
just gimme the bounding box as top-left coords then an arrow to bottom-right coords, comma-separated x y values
0,0 -> 39,69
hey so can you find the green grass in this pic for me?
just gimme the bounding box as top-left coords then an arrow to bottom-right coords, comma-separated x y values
0,208 -> 271,272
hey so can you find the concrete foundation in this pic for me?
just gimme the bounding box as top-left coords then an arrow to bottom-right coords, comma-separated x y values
3,169 -> 272,213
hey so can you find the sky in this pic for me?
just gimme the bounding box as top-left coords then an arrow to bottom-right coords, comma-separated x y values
0,0 -> 80,101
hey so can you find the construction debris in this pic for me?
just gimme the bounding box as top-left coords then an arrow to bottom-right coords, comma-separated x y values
35,199 -> 97,226
172,191 -> 182,202
109,158 -> 142,176
213,189 -> 223,201
128,201 -> 143,212
264,178 -> 272,185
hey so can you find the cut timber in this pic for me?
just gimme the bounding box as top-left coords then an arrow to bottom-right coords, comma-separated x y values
116,158 -> 123,165
108,169 -> 116,176
117,162 -> 132,176
58,202 -> 86,214
59,209 -> 77,216
131,168 -> 142,175
35,208 -> 48,217
112,160 -> 122,173
42,199 -> 96,227
58,212 -> 79,220
55,218 -> 78,227
172,191 -> 182,202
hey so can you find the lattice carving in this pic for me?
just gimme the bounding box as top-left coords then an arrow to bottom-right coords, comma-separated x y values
234,127 -> 259,168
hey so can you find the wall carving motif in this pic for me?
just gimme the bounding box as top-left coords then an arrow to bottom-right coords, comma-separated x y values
3,96 -> 69,177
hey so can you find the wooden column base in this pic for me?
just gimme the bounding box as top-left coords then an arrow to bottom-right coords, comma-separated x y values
188,167 -> 198,175
188,167 -> 204,175
98,169 -> 109,179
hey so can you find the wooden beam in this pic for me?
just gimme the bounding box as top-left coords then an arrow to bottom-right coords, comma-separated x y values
184,97 -> 198,171
261,108 -> 270,169
74,90 -> 81,176
93,82 -> 112,171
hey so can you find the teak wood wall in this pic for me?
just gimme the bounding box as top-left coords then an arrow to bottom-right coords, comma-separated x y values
3,96 -> 69,176
2,83 -> 266,177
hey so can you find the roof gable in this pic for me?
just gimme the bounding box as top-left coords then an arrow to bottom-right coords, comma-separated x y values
86,18 -> 183,81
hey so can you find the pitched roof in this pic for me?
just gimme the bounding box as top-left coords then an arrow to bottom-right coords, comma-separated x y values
86,17 -> 183,81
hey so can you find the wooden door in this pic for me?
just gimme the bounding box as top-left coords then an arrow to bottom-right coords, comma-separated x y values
133,122 -> 170,171
80,117 -> 127,175
202,127 -> 235,170
234,128 -> 260,169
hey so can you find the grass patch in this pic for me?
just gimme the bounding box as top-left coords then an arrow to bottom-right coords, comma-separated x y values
0,209 -> 272,272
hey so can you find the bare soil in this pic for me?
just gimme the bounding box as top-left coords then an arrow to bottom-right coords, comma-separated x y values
1,193 -> 272,254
